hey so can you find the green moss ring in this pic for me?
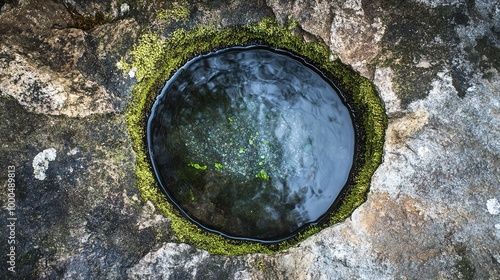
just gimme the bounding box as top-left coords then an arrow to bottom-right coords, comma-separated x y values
125,18 -> 387,254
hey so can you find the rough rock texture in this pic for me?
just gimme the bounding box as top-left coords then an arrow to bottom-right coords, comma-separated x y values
1,0 -> 499,279
0,0 -> 139,116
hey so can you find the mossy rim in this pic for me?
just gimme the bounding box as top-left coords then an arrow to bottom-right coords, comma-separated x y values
124,18 -> 387,255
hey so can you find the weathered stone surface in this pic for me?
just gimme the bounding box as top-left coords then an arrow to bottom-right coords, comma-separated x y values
0,97 -> 174,278
1,0 -> 498,279
127,243 -> 251,280
266,0 -> 386,78
0,0 -> 138,117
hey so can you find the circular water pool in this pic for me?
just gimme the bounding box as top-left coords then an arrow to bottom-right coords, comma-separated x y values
148,46 -> 356,242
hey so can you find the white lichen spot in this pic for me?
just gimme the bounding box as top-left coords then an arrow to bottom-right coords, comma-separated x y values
120,3 -> 130,16
466,85 -> 477,93
67,147 -> 80,156
128,67 -> 138,78
495,224 -> 500,230
487,198 -> 500,215
32,148 -> 57,180
416,59 -> 431,68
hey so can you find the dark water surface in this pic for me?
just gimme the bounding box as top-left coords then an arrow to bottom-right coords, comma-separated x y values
148,46 -> 355,241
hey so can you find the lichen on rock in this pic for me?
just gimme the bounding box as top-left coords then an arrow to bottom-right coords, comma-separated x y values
32,148 -> 57,180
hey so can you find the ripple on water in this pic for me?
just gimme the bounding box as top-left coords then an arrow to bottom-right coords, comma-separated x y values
148,46 -> 355,241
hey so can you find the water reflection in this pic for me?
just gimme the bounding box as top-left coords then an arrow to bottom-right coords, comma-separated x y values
148,46 -> 355,241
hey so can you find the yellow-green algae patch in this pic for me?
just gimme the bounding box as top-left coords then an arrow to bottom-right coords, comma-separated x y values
124,18 -> 387,255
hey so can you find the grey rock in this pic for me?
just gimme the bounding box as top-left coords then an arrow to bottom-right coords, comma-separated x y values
127,243 -> 249,280
0,97 -> 173,279
266,0 -> 385,78
0,0 -> 498,279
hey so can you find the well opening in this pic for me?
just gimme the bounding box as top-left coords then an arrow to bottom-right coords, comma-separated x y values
147,46 -> 357,242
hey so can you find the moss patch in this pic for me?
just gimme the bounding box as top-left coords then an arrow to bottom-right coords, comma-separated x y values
156,0 -> 190,23
124,18 -> 387,255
